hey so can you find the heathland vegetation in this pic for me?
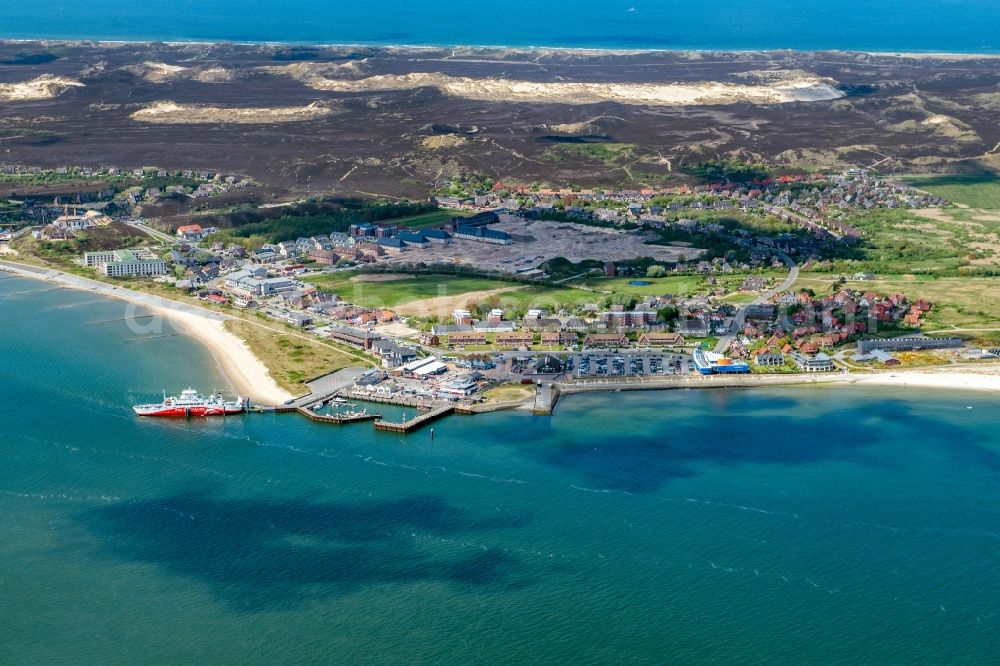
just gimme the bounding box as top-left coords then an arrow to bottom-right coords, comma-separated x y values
203,199 -> 438,246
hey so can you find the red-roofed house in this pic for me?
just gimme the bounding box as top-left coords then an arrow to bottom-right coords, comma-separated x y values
176,224 -> 203,240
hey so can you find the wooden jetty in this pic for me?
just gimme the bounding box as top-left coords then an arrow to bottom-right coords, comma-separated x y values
374,404 -> 454,434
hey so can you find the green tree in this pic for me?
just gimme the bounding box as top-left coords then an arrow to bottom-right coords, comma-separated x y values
657,306 -> 680,325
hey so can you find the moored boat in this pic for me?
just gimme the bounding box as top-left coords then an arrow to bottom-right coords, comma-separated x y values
133,388 -> 246,417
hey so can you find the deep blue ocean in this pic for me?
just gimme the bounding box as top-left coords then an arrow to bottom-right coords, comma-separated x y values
3,276 -> 1000,663
1,0 -> 999,53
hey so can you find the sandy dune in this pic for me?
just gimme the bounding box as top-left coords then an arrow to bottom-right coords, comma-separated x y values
122,61 -> 235,83
297,71 -> 844,106
123,61 -> 188,82
0,74 -> 84,101
131,101 -> 334,124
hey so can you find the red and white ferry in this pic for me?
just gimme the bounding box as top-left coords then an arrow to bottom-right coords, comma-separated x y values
133,388 -> 246,418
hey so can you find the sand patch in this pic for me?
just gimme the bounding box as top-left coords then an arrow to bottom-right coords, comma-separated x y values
131,101 -> 334,124
915,208 -> 999,231
914,208 -> 955,222
548,115 -> 625,134
372,321 -> 420,338
123,61 -> 235,83
290,71 -> 844,106
421,134 -> 468,149
123,61 -> 188,82
392,287 -> 524,317
0,75 -> 84,101
259,60 -> 369,85
887,113 -> 980,144
193,67 -> 235,83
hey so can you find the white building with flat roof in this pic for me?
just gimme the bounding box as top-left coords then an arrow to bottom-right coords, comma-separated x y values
94,249 -> 167,278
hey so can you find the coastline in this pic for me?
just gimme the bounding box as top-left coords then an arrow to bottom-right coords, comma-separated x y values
1,260 -> 997,410
0,260 -> 292,406
843,368 -> 1000,393
1,37 -> 999,59
557,366 -> 1000,397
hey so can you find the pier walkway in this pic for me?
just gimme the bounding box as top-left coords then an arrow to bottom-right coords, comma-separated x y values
532,382 -> 560,415
374,405 -> 454,433
282,368 -> 366,410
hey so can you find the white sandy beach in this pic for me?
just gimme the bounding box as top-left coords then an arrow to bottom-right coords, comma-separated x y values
0,261 -> 292,405
844,368 -> 1000,393
2,258 -> 998,400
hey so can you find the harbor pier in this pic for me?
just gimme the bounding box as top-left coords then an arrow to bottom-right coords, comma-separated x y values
374,405 -> 455,434
295,406 -> 380,425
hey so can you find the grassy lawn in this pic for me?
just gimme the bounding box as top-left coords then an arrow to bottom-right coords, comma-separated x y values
308,272 -> 607,311
308,273 -> 522,308
481,383 -> 535,402
720,292 -> 758,304
569,275 -> 704,296
903,175 -> 1000,209
224,319 -> 369,393
492,285 -> 601,309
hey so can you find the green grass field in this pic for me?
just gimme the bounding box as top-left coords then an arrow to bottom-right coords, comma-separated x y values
831,208 -> 1000,275
569,275 -> 704,296
491,285 -> 602,309
308,273 -> 520,308
307,272 -> 615,312
903,175 -> 1000,209
720,292 -> 759,304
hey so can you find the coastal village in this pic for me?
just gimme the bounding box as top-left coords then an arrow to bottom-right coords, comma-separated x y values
1,162 -> 997,427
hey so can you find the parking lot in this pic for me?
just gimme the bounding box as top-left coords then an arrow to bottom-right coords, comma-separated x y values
382,217 -> 695,274
568,352 -> 690,378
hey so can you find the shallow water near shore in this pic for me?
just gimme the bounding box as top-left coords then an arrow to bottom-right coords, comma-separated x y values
1,0 -> 999,54
3,278 -> 1000,663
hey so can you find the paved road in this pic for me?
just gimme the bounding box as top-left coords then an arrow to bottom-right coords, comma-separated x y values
714,252 -> 799,354
125,221 -> 178,245
761,203 -> 839,240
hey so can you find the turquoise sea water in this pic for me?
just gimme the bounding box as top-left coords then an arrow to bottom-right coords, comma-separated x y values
3,276 -> 1000,663
1,0 -> 999,53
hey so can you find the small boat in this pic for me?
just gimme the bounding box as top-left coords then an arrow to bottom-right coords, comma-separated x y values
336,402 -> 368,418
342,408 -> 368,418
